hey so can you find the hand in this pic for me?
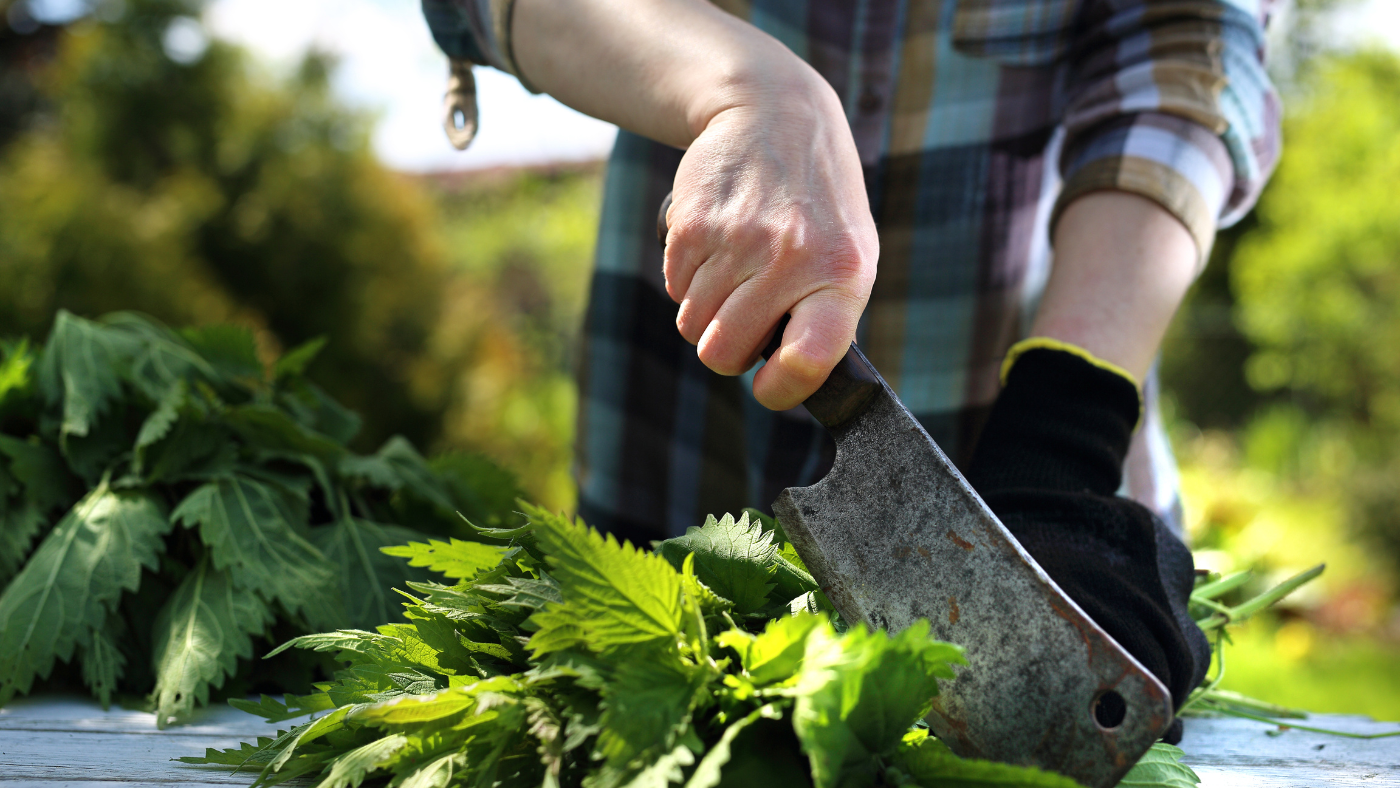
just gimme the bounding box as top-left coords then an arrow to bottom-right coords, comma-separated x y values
661,73 -> 878,411
964,342 -> 1211,739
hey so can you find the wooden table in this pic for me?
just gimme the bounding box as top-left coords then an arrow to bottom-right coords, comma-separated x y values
1,696 -> 1397,786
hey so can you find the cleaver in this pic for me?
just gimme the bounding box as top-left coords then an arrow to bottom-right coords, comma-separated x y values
659,195 -> 1172,788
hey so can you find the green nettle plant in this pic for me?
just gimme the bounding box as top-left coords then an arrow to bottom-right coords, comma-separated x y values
0,311 -> 521,726
186,509 -> 1207,788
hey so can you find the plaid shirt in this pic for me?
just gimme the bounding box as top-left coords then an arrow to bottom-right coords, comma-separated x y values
424,0 -> 1281,544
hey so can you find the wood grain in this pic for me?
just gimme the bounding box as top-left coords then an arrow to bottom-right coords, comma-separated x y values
1,695 -> 1396,786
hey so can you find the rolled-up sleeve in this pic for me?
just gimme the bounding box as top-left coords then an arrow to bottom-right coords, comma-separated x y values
421,0 -> 536,89
1053,0 -> 1282,259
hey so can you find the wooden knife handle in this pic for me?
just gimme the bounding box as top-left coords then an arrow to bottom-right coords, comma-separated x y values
658,191 -> 880,429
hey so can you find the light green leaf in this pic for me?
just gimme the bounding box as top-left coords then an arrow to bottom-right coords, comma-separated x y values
684,704 -> 782,788
80,617 -> 127,709
1118,743 -> 1200,788
316,733 -> 411,788
0,488 -> 169,704
36,310 -> 138,438
312,516 -> 428,629
353,676 -> 521,728
397,753 -> 467,788
721,612 -> 824,686
172,476 -> 339,629
150,559 -> 273,728
380,537 -> 507,581
527,508 -> 682,656
885,729 -> 1083,787
655,513 -> 777,614
791,622 -> 965,788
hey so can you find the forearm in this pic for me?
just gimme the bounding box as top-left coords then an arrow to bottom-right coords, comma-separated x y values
1032,191 -> 1202,383
511,0 -> 833,148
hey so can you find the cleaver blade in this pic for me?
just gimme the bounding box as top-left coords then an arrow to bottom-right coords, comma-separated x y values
772,343 -> 1173,788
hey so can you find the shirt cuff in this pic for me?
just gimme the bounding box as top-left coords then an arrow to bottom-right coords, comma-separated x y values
1053,112 -> 1235,264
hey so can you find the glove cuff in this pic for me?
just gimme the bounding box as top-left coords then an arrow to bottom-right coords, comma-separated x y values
969,340 -> 1142,497
1000,337 -> 1142,424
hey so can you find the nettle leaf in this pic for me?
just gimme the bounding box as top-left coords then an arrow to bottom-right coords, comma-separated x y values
0,496 -> 47,585
319,733 -> 412,788
431,452 -> 526,529
150,559 -> 274,728
656,513 -> 778,614
1118,743 -> 1200,788
133,380 -> 185,469
374,436 -> 456,511
791,622 -> 966,788
595,648 -> 713,774
80,616 -> 128,709
380,537 -> 508,582
36,310 -> 139,439
173,476 -> 340,630
314,516 -> 430,629
179,324 -> 264,383
224,403 -> 348,463
717,612 -> 824,686
0,432 -> 80,512
885,730 -> 1082,788
0,488 -> 170,704
274,336 -> 327,380
527,508 -> 683,656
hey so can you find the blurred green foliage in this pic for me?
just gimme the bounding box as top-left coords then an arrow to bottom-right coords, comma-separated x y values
1168,49 -> 1400,578
0,0 -> 453,454
427,167 -> 601,510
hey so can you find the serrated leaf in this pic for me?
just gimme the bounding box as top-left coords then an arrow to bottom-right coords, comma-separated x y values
595,648 -> 712,771
1118,743 -> 1200,788
431,452 -> 526,529
312,516 -> 429,629
173,476 -> 340,630
615,744 -> 695,788
720,612 -> 824,686
885,729 -> 1082,787
354,676 -> 521,728
134,381 -> 185,469
655,513 -> 777,614
380,537 -> 507,581
477,575 -> 563,611
527,508 -> 682,656
36,311 -> 138,438
80,617 -> 127,709
150,559 -> 273,728
0,338 -> 37,414
180,324 -> 264,382
0,496 -> 47,585
791,622 -> 966,788
0,487 -> 170,704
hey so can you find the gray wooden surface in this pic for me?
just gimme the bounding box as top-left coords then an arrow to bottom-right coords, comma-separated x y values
0,695 -> 1396,786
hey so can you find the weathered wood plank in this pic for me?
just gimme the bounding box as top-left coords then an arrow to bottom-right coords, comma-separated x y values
1178,712 -> 1400,787
0,695 -> 309,786
2,696 -> 1397,786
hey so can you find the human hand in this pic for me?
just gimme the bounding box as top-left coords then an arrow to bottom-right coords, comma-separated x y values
965,342 -> 1210,738
660,71 -> 878,411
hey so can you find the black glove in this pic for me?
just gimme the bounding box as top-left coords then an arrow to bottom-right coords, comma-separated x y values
964,341 -> 1210,740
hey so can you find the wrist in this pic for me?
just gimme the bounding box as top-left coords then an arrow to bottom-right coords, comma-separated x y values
681,44 -> 840,144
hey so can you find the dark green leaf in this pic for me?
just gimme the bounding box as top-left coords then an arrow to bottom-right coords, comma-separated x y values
36,311 -> 138,439
172,476 -> 340,630
180,324 -> 264,382
313,516 -> 430,629
0,487 -> 170,704
80,616 -> 128,709
274,336 -> 327,380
